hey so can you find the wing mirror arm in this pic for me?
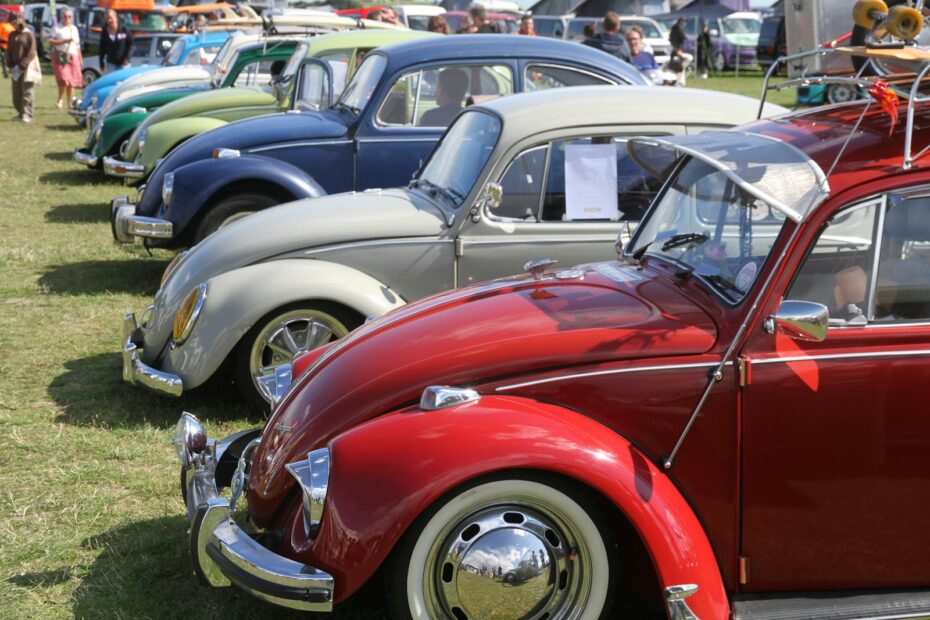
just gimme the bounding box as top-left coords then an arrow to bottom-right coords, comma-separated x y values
763,300 -> 829,342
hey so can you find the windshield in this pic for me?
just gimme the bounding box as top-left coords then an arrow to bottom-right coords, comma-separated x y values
336,53 -> 386,114
165,39 -> 185,66
722,18 -> 761,35
416,110 -> 501,207
273,42 -> 310,102
629,157 -> 788,302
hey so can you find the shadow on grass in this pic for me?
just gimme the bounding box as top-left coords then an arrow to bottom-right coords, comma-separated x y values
39,259 -> 167,296
66,516 -> 387,619
48,352 -> 257,429
39,169 -> 122,186
44,151 -> 76,162
45,202 -> 110,224
7,568 -> 72,588
45,123 -> 84,132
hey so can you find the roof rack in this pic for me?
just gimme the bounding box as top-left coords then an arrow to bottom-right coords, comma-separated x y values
759,45 -> 930,170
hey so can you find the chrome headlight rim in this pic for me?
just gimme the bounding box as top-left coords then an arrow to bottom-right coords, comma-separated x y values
286,447 -> 330,535
173,411 -> 207,468
162,172 -> 175,206
172,282 -> 207,346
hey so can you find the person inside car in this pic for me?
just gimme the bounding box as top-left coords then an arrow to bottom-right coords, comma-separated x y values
418,67 -> 468,128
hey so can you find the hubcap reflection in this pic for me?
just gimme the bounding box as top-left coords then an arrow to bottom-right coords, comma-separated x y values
430,506 -> 588,620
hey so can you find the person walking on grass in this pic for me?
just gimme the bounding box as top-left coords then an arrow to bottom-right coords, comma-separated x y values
99,9 -> 132,73
49,8 -> 82,109
5,12 -> 40,122
0,11 -> 15,77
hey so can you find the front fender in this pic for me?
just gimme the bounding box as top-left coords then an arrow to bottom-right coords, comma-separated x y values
95,112 -> 147,158
162,156 -> 327,238
161,259 -> 406,389
85,85 -> 114,112
300,397 -> 729,617
136,117 -> 229,172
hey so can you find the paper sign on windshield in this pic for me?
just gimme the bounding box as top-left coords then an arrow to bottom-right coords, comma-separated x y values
565,144 -> 618,221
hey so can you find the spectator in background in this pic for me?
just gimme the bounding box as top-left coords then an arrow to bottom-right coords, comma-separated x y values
99,9 -> 132,73
49,7 -> 82,110
418,67 -> 468,127
469,4 -> 501,33
696,23 -> 711,79
5,12 -> 40,122
582,12 -> 631,64
427,15 -> 450,35
457,16 -> 478,33
582,22 -> 596,40
0,11 -> 16,78
668,17 -> 693,84
369,7 -> 403,27
626,25 -> 658,72
518,14 -> 535,35
192,14 -> 208,33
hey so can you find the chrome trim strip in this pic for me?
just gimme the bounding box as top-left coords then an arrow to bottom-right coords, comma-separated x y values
127,216 -> 174,239
496,361 -> 720,392
463,236 -> 619,245
249,140 -> 353,153
867,195 -> 887,320
303,237 -> 452,255
751,348 -> 930,365
355,136 -> 438,143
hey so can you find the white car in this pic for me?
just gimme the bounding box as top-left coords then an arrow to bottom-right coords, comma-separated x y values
396,4 -> 446,30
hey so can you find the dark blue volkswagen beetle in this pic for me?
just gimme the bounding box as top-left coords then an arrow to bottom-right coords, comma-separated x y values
110,35 -> 647,248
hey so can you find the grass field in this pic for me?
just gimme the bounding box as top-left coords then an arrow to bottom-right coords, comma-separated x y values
0,68 -> 790,619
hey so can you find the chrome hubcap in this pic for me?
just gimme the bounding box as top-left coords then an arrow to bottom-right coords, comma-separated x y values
428,504 -> 589,620
248,310 -> 348,401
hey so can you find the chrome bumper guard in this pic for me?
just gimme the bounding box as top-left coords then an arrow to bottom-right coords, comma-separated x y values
103,155 -> 145,178
72,148 -> 98,167
181,426 -> 334,612
68,106 -> 86,123
110,197 -> 173,243
122,310 -> 183,397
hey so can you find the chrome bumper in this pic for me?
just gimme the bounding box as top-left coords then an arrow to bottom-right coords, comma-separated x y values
73,148 -> 98,168
180,423 -> 334,612
122,309 -> 183,397
103,155 -> 146,179
110,196 -> 173,243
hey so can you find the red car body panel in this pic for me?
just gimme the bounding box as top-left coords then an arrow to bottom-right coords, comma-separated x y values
242,99 -> 930,610
278,396 -> 729,617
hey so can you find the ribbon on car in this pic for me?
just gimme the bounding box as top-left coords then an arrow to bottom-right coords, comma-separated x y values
869,80 -> 899,136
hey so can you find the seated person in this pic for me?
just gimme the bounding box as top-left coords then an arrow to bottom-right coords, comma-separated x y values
418,67 -> 468,128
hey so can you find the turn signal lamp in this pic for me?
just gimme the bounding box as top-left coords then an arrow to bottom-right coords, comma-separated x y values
173,283 -> 206,345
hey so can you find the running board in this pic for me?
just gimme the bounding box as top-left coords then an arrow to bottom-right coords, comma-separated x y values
732,589 -> 930,620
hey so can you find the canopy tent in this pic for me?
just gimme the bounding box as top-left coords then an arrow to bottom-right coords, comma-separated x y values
528,0 -> 669,17
655,0 -> 748,20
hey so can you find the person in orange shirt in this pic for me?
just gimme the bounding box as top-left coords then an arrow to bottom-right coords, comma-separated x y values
0,11 -> 16,77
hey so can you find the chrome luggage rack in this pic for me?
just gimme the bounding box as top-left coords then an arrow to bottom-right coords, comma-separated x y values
758,45 -> 930,170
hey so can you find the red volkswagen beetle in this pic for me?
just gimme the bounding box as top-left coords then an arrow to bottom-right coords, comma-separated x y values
173,94 -> 930,618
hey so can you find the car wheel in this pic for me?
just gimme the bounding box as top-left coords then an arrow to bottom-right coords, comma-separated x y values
826,83 -> 860,104
235,304 -> 351,408
194,192 -> 280,244
713,51 -> 727,73
387,476 -> 617,620
82,68 -> 99,87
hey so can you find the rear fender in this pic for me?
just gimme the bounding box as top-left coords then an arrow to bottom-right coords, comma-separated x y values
298,396 -> 729,617
163,259 -> 406,388
162,156 -> 326,238
139,117 -> 228,171
96,112 -> 146,157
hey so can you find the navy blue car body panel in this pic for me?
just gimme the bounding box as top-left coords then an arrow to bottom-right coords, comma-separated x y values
135,35 -> 648,248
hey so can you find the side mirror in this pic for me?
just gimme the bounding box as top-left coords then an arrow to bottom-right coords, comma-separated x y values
763,300 -> 829,342
479,182 -> 502,210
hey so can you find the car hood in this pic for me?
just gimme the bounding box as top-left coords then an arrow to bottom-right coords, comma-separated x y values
110,65 -> 210,99
108,84 -> 211,116
144,189 -> 446,353
248,261 -> 718,521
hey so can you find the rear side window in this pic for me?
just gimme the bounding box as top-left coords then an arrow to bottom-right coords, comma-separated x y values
525,64 -> 613,90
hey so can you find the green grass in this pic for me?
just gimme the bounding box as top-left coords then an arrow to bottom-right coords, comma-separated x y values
686,67 -> 797,109
0,70 -> 788,619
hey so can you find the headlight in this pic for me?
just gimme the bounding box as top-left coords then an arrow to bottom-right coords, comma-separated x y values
138,128 -> 148,151
162,172 -> 175,206
172,283 -> 207,345
173,411 -> 206,467
160,249 -> 188,288
286,448 -> 330,534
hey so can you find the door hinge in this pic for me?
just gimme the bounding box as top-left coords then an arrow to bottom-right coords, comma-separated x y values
455,238 -> 464,257
739,555 -> 750,585
738,357 -> 751,387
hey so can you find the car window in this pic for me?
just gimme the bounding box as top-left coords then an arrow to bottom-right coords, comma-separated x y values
786,201 -> 879,325
165,39 -> 185,66
620,21 -> 663,39
495,146 -> 548,221
315,49 -> 353,96
874,196 -> 930,322
525,64 -> 613,90
295,61 -> 331,111
234,59 -> 278,88
377,64 -> 513,128
131,38 -> 152,59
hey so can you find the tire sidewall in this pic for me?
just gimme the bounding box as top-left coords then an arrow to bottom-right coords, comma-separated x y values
194,192 -> 279,244
401,478 -> 613,620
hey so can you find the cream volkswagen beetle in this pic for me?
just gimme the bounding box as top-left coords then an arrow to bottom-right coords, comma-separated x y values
122,86 -> 785,407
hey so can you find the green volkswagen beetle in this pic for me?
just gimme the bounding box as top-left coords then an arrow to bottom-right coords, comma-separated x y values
74,38 -> 303,169
103,29 -> 434,181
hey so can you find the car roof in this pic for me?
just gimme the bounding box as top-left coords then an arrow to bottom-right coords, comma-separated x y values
304,27 -> 435,53
473,85 -> 780,140
375,34 -> 645,84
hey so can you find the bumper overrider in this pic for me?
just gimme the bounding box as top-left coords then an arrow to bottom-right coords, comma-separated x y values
103,155 -> 146,179
72,148 -> 98,168
110,195 -> 173,243
122,308 -> 183,396
175,413 -> 335,612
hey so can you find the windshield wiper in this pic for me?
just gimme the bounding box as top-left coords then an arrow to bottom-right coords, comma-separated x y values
435,186 -> 464,205
661,232 -> 708,251
698,273 -> 742,302
333,101 -> 360,115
